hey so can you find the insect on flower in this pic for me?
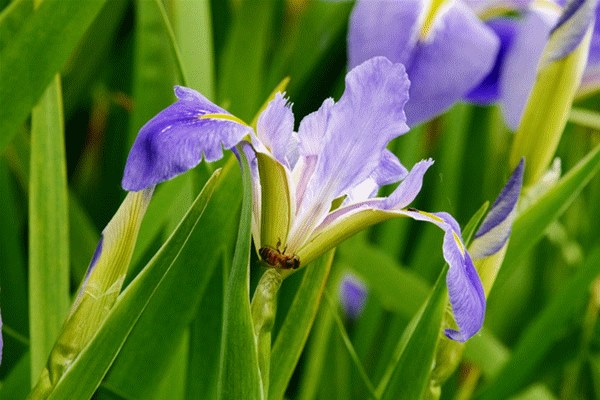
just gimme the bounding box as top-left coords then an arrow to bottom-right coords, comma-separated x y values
259,241 -> 300,270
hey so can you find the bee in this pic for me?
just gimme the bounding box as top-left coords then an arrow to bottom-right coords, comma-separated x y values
259,241 -> 300,270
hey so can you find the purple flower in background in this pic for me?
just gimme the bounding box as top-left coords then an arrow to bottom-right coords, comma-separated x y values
348,0 -> 500,125
339,274 -> 368,320
349,0 -> 600,130
123,57 -> 485,342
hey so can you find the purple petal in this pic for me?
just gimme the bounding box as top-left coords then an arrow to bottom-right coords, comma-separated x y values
546,0 -> 596,63
347,0 -> 423,69
288,57 -> 410,250
373,149 -> 408,187
339,274 -> 368,320
463,0 -> 533,14
588,6 -> 600,65
344,150 -> 409,205
466,18 -> 519,104
405,2 -> 500,125
401,210 -> 486,342
383,158 -> 434,209
471,159 -> 524,259
122,86 -> 252,191
500,9 -> 559,129
316,159 -> 434,230
256,93 -> 297,168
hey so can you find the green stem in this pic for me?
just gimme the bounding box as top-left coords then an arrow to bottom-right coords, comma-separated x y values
251,267 -> 283,396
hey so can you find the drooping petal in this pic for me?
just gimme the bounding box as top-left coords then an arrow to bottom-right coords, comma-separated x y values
122,86 -> 252,191
256,92 -> 297,169
466,18 -> 519,104
500,6 -> 561,129
401,210 -> 485,342
239,141 -> 263,249
470,159 -> 524,259
339,274 -> 368,320
405,1 -> 500,125
347,0 -> 424,69
287,57 -> 410,251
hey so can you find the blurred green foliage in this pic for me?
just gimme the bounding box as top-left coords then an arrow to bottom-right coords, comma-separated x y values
1,1 -> 599,399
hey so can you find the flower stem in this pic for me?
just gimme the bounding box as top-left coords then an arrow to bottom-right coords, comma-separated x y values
251,267 -> 283,395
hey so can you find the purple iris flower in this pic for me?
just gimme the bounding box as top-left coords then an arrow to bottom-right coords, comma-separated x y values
469,0 -> 599,128
348,0 -> 501,125
349,0 -> 599,130
123,57 -> 485,342
339,274 -> 368,320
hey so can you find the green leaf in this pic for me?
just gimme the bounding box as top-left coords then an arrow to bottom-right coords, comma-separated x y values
217,150 -> 263,399
103,160 -> 240,399
172,0 -> 215,97
44,169 -> 222,400
0,0 -> 107,152
0,0 -> 33,52
28,76 -> 70,383
338,238 -> 429,318
185,255 -> 226,400
218,1 -> 274,120
269,250 -> 335,400
128,0 -> 178,146
476,248 -> 600,400
378,267 -> 448,400
496,142 -> 600,292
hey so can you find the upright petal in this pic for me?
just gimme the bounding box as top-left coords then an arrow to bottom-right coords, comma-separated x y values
405,1 -> 500,124
256,93 -> 297,169
348,0 -> 424,68
288,57 -> 410,251
122,86 -> 252,191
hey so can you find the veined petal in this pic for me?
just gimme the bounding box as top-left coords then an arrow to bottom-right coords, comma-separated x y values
500,7 -> 560,129
466,18 -> 519,104
405,1 -> 500,125
297,98 -> 334,157
348,0 -> 424,68
287,57 -> 410,251
256,92 -> 297,169
401,210 -> 485,342
470,159 -> 524,259
122,86 -> 252,191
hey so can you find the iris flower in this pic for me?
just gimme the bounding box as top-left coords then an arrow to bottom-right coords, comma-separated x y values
467,0 -> 600,128
348,0 -> 500,125
123,57 -> 485,342
349,0 -> 600,129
